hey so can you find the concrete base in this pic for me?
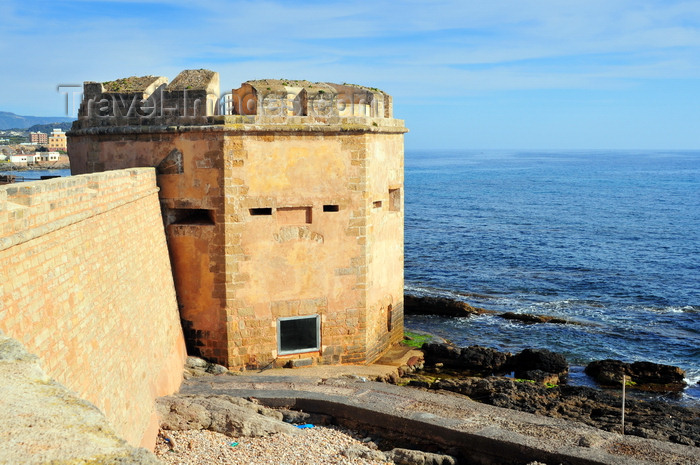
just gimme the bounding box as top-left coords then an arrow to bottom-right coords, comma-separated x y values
181,374 -> 698,465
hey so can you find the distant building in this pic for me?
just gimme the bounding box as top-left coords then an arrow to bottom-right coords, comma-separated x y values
10,155 -> 28,164
48,129 -> 67,152
30,152 -> 60,163
30,132 -> 48,144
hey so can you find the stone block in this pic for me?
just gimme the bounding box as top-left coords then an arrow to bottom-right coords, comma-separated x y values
286,358 -> 314,368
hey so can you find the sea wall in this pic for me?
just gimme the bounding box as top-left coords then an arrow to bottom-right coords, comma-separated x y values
0,168 -> 187,448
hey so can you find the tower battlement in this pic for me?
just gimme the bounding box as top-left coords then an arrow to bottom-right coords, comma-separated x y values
74,70 -> 394,129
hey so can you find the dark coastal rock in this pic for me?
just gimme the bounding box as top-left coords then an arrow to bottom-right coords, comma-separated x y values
556,385 -> 700,446
422,343 -> 511,375
426,377 -> 700,446
508,348 -> 568,381
585,359 -> 686,391
422,344 -> 570,381
404,295 -> 491,317
499,312 -> 572,325
629,361 -> 686,387
403,344 -> 697,446
516,369 -> 562,385
585,359 -> 627,386
422,342 -> 462,364
432,377 -> 557,413
459,345 -> 511,375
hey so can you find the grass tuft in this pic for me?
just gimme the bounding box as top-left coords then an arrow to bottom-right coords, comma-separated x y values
402,331 -> 433,348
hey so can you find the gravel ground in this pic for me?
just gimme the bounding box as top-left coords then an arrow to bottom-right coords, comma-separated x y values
154,427 -> 394,465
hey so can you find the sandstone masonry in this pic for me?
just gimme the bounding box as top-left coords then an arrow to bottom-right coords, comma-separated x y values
0,329 -> 160,464
0,169 -> 187,448
68,69 -> 407,369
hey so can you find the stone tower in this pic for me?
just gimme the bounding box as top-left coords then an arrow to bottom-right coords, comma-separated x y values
68,70 -> 407,369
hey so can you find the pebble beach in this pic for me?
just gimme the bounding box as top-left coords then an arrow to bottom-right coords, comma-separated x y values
154,427 -> 394,465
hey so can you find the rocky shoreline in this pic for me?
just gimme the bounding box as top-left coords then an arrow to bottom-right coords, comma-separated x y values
0,162 -> 70,171
404,294 -> 582,324
394,295 -> 700,447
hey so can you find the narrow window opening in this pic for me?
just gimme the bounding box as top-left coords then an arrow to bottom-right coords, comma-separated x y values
387,304 -> 393,332
389,188 -> 401,212
373,200 -> 382,208
278,315 -> 321,355
250,207 -> 272,216
168,208 -> 215,225
323,204 -> 339,212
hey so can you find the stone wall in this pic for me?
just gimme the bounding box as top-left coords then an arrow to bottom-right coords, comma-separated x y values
69,128 -> 230,362
222,130 -> 405,368
364,133 -> 405,361
0,329 -> 159,464
69,119 -> 406,370
0,169 -> 187,448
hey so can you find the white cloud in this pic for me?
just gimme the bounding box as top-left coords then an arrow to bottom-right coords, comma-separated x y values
2,0 -> 700,120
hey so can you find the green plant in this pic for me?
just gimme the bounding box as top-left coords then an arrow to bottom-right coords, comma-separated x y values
402,331 -> 432,348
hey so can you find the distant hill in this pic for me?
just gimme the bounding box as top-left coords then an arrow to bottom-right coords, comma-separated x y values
0,111 -> 74,130
26,122 -> 74,133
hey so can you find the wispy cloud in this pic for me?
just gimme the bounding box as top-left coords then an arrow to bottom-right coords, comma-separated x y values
1,0 -> 698,147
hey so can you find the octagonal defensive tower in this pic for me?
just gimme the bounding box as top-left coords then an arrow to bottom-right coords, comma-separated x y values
68,70 -> 406,369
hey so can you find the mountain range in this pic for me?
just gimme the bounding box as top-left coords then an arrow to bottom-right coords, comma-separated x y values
0,111 -> 74,130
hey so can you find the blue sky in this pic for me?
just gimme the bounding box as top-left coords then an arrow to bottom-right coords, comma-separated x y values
1,0 -> 699,149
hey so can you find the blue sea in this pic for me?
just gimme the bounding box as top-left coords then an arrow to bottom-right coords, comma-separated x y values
0,168 -> 71,181
404,150 -> 700,404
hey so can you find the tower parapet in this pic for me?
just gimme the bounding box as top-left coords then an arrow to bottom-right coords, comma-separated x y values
230,79 -> 392,119
75,70 -> 219,128
68,69 -> 406,369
